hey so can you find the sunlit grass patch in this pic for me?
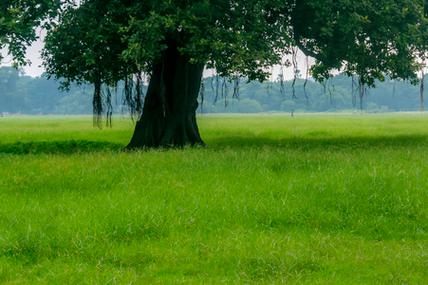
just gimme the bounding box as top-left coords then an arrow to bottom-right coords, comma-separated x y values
0,114 -> 427,283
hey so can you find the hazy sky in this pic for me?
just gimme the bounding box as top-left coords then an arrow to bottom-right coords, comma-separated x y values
1,36 -> 314,80
1,30 -> 46,77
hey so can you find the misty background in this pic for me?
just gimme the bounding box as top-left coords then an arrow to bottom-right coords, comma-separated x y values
0,38 -> 425,115
0,66 -> 425,115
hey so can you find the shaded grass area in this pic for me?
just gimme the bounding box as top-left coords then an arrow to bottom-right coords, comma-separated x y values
0,134 -> 426,155
0,140 -> 121,155
0,114 -> 427,284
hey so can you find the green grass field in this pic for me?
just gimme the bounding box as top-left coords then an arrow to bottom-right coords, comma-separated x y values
0,114 -> 427,284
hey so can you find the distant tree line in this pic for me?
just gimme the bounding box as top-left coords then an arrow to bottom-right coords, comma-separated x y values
0,67 -> 426,115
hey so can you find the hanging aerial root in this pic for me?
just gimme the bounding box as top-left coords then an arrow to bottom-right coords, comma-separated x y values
93,79 -> 103,128
121,72 -> 145,121
123,75 -> 134,118
291,46 -> 298,100
222,78 -> 228,107
351,75 -> 357,109
328,79 -> 335,106
278,63 -> 285,96
420,68 -> 425,112
232,77 -> 240,99
214,75 -> 220,103
104,86 -> 113,127
91,72 -> 146,128
134,72 -> 144,117
358,77 -> 365,111
303,56 -> 309,105
199,80 -> 205,113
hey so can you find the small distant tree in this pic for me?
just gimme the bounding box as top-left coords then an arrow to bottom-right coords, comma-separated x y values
41,0 -> 428,148
281,100 -> 296,117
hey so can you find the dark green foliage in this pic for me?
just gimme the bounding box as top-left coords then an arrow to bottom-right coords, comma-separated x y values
43,0 -> 428,86
42,1 -> 134,87
293,0 -> 428,85
0,0 -> 60,66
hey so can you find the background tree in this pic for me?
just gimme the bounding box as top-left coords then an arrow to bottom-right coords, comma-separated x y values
42,0 -> 428,148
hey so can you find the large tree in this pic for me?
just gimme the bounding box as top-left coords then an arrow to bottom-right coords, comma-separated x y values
42,0 -> 428,148
0,0 -> 59,66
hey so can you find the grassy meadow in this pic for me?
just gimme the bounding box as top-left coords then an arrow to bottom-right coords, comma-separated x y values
0,114 -> 427,284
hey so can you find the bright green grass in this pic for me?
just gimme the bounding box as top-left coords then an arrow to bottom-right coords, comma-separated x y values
0,114 -> 427,284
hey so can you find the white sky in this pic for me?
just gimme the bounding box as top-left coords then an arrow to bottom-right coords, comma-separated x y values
1,35 -> 314,80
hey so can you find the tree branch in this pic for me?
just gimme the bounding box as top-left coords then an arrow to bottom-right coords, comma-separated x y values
295,42 -> 318,59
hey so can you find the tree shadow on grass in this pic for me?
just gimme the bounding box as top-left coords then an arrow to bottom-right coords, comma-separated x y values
1,134 -> 427,155
209,134 -> 428,150
0,140 -> 122,155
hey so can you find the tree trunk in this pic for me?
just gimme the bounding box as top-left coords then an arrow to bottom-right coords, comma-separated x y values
126,44 -> 205,149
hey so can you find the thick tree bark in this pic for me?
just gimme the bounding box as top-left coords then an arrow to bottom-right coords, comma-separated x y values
126,43 -> 205,149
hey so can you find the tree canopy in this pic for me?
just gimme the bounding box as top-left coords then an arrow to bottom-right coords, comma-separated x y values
43,0 -> 428,85
0,0 -> 59,66
294,0 -> 428,84
29,0 -> 428,147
